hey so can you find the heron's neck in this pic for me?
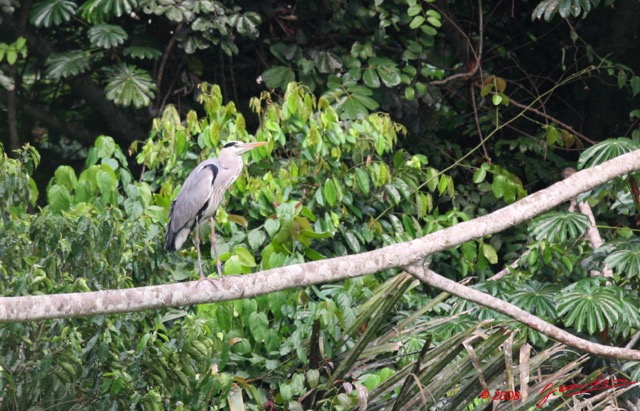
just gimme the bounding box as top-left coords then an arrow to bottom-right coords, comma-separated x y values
218,150 -> 243,170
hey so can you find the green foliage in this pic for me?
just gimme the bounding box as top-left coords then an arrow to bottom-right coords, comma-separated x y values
511,281 -> 560,320
46,51 -> 93,79
46,136 -> 134,214
532,0 -> 599,21
0,37 -> 27,66
30,0 -> 77,27
79,0 -> 138,22
557,279 -> 625,335
1,84 -> 478,408
578,137 -> 640,169
122,46 -> 161,60
261,65 -> 295,90
3,0 -> 640,405
0,144 -> 40,213
3,82 -> 640,408
142,0 -> 261,54
473,162 -> 527,204
104,64 -> 156,108
88,24 -> 128,49
325,76 -> 381,120
254,0 -> 444,119
530,211 -> 591,242
605,239 -> 640,280
0,37 -> 28,90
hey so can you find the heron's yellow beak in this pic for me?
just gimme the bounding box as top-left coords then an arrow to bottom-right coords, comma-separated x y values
243,141 -> 268,149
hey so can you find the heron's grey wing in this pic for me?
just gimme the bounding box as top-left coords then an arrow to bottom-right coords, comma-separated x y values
165,160 -> 219,251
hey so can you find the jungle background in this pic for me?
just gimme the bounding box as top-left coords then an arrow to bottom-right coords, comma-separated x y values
2,0 -> 640,409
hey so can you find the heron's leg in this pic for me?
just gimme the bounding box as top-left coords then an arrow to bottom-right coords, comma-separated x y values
194,220 -> 205,279
210,217 -> 223,278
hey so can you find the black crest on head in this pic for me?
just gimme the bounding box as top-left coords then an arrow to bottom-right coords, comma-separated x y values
223,141 -> 239,148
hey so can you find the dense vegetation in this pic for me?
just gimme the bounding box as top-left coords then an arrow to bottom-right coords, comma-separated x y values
1,0 -> 640,409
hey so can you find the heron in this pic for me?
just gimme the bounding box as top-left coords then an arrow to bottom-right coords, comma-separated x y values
164,140 -> 267,279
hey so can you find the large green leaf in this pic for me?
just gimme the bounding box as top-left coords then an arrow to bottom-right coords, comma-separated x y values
104,64 -> 156,108
530,211 -> 590,242
616,290 -> 640,329
122,46 -> 162,60
261,66 -> 295,90
46,51 -> 92,79
339,95 -> 369,119
362,68 -> 381,88
88,24 -> 128,49
510,281 -> 560,319
230,12 -> 261,37
324,179 -> 337,207
334,85 -> 380,120
54,166 -> 78,191
557,282 -> 621,334
47,184 -> 71,213
247,230 -> 267,250
369,57 -> 401,87
354,168 -> 370,195
249,312 -> 269,342
605,242 -> 640,279
577,137 -> 640,170
532,0 -> 595,21
314,51 -> 342,74
97,168 -> 117,205
30,0 -> 77,27
79,0 -> 138,21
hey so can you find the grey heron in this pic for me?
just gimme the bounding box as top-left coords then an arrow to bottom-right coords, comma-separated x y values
164,140 -> 267,279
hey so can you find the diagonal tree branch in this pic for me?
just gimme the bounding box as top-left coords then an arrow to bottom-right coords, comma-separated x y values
404,264 -> 639,361
2,150 -> 640,359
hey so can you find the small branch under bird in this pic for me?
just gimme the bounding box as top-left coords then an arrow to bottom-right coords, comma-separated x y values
164,141 -> 267,279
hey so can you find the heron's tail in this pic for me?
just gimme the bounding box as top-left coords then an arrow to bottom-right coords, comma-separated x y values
165,199 -> 195,252
165,200 -> 180,251
164,226 -> 177,252
165,219 -> 192,252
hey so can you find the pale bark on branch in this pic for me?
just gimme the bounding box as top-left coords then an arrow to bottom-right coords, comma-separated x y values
405,265 -> 636,360
2,151 -> 640,360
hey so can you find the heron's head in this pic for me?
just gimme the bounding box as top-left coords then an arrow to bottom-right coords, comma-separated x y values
222,141 -> 268,156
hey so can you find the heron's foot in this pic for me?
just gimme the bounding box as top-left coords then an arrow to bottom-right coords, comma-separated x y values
196,273 -> 219,288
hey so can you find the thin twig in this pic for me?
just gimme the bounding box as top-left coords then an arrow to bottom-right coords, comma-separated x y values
430,0 -> 483,86
470,84 -> 490,160
487,249 -> 532,281
156,22 -> 184,107
507,97 -> 597,144
476,0 -> 484,77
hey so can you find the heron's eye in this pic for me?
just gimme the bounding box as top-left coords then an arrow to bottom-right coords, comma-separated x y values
223,142 -> 239,148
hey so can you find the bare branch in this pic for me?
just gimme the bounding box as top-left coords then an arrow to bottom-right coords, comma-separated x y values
563,167 -> 614,277
1,150 -> 640,359
487,249 -> 531,281
626,330 -> 640,350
